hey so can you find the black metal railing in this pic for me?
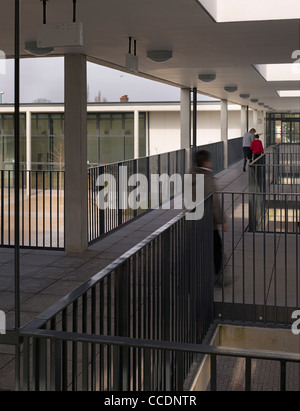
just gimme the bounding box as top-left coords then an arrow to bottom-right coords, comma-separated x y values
14,329 -> 299,391
215,191 -> 300,324
17,197 -> 214,390
87,149 -> 186,243
228,137 -> 244,167
1,190 -> 299,391
0,169 -> 64,248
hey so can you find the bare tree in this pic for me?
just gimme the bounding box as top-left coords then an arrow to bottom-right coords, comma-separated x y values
94,90 -> 101,102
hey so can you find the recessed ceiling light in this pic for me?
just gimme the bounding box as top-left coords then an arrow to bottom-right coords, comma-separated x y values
254,63 -> 300,81
147,50 -> 173,63
224,85 -> 238,93
277,90 -> 300,97
250,98 -> 259,103
258,102 -> 265,106
24,41 -> 54,56
240,93 -> 250,99
197,0 -> 300,22
198,73 -> 216,82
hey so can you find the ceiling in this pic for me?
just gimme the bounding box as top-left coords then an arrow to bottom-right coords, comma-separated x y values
1,0 -> 300,112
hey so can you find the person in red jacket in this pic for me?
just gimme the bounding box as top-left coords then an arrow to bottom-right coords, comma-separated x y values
250,134 -> 264,161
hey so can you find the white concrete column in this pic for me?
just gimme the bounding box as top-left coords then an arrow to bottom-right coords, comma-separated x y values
64,54 -> 88,253
134,109 -> 139,159
26,110 -> 31,196
241,105 -> 247,135
257,110 -> 266,147
252,109 -> 258,130
221,99 -> 228,169
180,88 -> 191,149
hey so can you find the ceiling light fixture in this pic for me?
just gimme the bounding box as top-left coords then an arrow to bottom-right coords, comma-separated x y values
224,85 -> 238,93
147,50 -> 173,63
258,102 -> 265,106
198,73 -> 216,82
25,41 -> 54,56
37,0 -> 83,48
240,93 -> 250,99
126,37 -> 138,72
250,98 -> 259,103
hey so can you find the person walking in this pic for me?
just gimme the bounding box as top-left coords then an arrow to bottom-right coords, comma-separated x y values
242,128 -> 256,171
250,133 -> 264,161
191,149 -> 227,284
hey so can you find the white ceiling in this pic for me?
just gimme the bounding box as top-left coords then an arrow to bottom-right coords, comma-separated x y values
1,0 -> 300,111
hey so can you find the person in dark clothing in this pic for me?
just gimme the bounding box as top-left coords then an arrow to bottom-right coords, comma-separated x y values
191,149 -> 227,284
242,128 -> 256,171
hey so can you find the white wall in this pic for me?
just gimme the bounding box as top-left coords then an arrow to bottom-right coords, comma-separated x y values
149,112 -> 181,155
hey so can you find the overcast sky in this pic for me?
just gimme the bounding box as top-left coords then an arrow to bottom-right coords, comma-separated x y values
0,56 -> 216,104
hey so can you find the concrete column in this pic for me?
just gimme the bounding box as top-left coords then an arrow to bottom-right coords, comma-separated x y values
134,109 -> 139,159
64,54 -> 88,253
257,110 -> 266,147
180,88 -> 192,171
252,109 -> 258,130
180,88 -> 191,149
221,99 -> 228,169
241,105 -> 247,134
26,110 -> 31,196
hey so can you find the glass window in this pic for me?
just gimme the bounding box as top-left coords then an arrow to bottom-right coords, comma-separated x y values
87,114 -> 98,136
3,136 -> 14,162
3,115 -> 14,135
32,136 -> 49,165
100,114 -> 110,136
124,136 -> 134,160
51,136 -> 65,170
88,136 -> 99,165
124,113 -> 134,136
111,114 -> 122,136
37,114 -> 48,136
100,136 -> 123,164
50,114 -> 63,136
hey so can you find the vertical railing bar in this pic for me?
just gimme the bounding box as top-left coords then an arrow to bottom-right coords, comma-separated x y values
210,354 -> 217,391
245,357 -> 252,391
50,169 -> 53,247
284,194 -> 288,325
42,170 -> 45,247
28,171 -> 31,247
72,300 -> 78,391
280,360 -> 287,392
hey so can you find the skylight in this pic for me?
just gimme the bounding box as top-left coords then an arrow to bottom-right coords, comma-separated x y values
197,0 -> 300,22
276,90 -> 300,97
254,64 -> 300,82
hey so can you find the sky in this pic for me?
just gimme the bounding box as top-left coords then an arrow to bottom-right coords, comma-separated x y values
0,56 -> 216,104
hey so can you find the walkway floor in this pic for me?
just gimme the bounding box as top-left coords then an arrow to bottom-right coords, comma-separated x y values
0,157 -> 299,391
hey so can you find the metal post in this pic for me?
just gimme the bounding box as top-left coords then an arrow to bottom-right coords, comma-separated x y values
246,105 -> 249,131
14,0 -> 20,330
193,87 -> 197,147
14,0 -> 21,392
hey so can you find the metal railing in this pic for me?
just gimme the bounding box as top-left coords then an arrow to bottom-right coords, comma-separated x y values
88,149 -> 186,243
0,139 -> 243,249
0,169 -> 64,248
13,328 -> 299,391
17,197 -> 215,391
1,189 -> 299,390
215,191 -> 300,324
